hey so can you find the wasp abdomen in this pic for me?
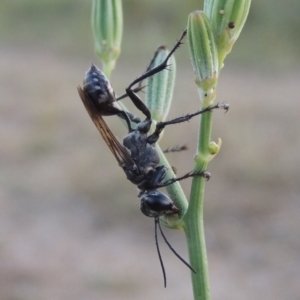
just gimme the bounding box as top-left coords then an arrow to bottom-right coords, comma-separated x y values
83,64 -> 115,105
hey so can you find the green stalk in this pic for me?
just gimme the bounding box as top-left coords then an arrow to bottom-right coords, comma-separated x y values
183,104 -> 214,300
145,46 -> 188,227
184,12 -> 219,300
184,176 -> 210,299
156,146 -> 188,225
184,2 -> 250,298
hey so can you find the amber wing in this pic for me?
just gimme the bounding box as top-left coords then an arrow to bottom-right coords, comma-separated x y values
78,87 -> 134,168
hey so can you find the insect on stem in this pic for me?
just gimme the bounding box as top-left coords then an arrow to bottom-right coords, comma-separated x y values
78,29 -> 227,287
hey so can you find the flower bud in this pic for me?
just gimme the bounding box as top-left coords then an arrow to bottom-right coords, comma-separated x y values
187,11 -> 219,91
91,0 -> 123,76
208,138 -> 222,156
204,0 -> 251,67
145,46 -> 176,122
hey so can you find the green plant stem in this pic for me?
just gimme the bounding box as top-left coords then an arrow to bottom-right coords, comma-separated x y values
156,146 -> 188,226
184,176 -> 210,300
198,107 -> 213,158
102,61 -> 115,78
183,95 -> 215,300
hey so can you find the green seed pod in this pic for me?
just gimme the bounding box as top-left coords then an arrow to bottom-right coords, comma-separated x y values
204,0 -> 251,67
187,11 -> 219,91
91,0 -> 123,76
145,46 -> 176,122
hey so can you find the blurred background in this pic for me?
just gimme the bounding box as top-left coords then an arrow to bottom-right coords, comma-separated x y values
1,1 -> 299,299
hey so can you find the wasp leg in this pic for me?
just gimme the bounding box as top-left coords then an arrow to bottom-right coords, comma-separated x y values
163,145 -> 188,153
124,30 -> 187,120
116,85 -> 145,101
156,169 -> 211,188
137,166 -> 167,191
147,103 -> 229,144
114,108 -> 133,132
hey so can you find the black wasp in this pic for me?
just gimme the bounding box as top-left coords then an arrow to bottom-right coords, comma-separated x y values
78,29 -> 228,287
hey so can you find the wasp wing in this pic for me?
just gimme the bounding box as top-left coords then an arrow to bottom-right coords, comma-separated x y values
78,86 -> 135,168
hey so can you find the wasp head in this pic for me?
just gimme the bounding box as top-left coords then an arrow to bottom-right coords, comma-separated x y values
140,191 -> 179,218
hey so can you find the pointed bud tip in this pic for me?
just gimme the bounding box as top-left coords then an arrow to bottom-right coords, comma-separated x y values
187,10 -> 219,85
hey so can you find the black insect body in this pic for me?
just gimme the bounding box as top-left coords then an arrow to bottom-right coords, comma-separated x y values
82,63 -> 141,130
78,29 -> 229,286
122,119 -> 180,218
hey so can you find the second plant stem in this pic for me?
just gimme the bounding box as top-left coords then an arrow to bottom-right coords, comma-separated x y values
183,97 -> 214,300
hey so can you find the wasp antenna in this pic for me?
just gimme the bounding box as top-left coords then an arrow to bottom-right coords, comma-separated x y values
157,219 -> 196,274
155,217 -> 167,288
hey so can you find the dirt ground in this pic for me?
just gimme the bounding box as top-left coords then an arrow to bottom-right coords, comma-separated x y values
1,46 -> 300,300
